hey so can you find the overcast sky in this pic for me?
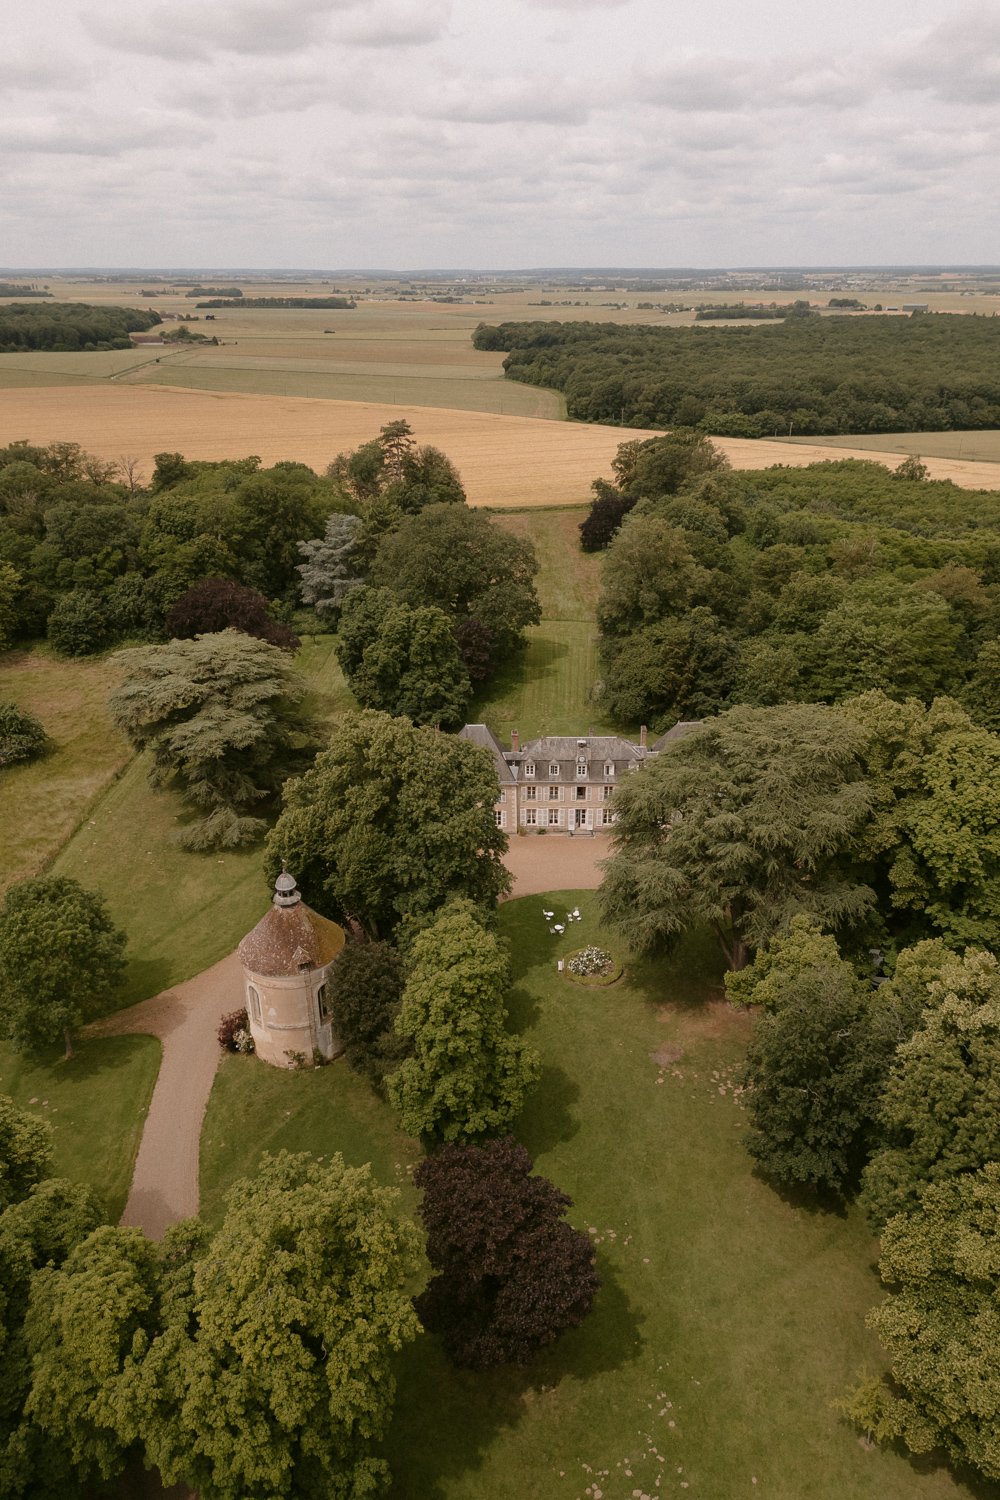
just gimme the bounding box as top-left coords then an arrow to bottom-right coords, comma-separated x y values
3,0 -> 998,269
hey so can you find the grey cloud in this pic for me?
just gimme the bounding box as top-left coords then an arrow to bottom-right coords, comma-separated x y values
81,0 -> 350,61
634,59 -> 753,113
890,7 -> 1000,104
518,0 -> 632,9
336,0 -> 451,47
429,76 -> 592,124
0,112 -> 212,157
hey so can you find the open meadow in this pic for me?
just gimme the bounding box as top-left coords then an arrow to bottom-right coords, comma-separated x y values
201,891 -> 994,1500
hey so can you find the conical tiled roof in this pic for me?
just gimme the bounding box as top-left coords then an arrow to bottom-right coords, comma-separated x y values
238,876 -> 345,977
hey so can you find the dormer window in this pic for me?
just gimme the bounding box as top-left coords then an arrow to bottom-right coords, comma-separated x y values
548,762 -> 560,777
524,761 -> 535,777
576,760 -> 588,778
604,761 -> 615,778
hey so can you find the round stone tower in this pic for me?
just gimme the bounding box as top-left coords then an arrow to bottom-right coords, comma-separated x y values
237,873 -> 347,1068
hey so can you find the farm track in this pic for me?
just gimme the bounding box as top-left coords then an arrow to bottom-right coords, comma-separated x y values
4,383 -> 1000,501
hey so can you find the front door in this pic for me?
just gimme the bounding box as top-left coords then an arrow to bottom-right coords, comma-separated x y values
575,808 -> 587,828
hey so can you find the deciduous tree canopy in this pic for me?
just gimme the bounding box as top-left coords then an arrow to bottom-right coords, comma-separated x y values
266,710 -> 510,938
415,1136 -> 598,1368
0,878 -> 126,1056
109,630 -> 309,851
600,705 -> 874,970
387,903 -> 539,1144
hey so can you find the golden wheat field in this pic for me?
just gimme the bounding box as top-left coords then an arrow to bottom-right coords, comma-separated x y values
3,384 -> 1000,503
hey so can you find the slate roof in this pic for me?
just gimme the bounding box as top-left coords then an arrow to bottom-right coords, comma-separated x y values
651,721 -> 704,751
519,735 -> 646,761
458,723 -> 517,783
238,902 -> 345,978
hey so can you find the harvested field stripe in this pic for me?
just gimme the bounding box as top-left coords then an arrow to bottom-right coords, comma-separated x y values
2,385 -> 1000,502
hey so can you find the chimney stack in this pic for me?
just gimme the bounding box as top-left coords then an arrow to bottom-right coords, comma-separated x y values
511,729 -> 520,753
639,725 -> 648,749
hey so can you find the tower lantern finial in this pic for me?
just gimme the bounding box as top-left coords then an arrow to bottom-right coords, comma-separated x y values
273,871 -> 301,908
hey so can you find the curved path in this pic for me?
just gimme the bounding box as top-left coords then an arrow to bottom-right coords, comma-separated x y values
100,836 -> 608,1239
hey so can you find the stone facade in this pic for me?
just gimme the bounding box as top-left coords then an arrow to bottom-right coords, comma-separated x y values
458,723 -> 701,834
237,873 -> 347,1067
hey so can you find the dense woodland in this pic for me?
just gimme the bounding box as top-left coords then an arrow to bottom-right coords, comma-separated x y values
0,303 -> 161,351
583,433 -> 1000,740
474,313 -> 1000,435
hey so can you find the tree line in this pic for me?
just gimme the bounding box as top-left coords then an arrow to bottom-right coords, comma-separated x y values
0,424 -> 540,847
194,297 -> 355,309
0,303 -> 161,352
582,431 -> 1000,737
473,312 -> 1000,435
600,702 -> 1000,1482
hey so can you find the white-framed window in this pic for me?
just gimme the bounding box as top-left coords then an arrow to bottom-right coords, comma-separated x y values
525,785 -> 538,801
247,984 -> 262,1024
524,761 -> 535,777
548,761 -> 560,777
499,788 -> 506,802
602,808 -> 615,826
524,808 -> 537,826
602,785 -> 614,800
604,761 -> 615,778
576,785 -> 586,800
495,809 -> 505,828
548,808 -> 561,826
576,760 -> 588,778
548,785 -> 561,800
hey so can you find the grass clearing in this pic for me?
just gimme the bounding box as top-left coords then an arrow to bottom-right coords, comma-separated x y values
47,635 -> 356,1004
474,508 -> 626,741
52,751 -> 271,1006
0,1033 -> 161,1221
0,648 -> 131,893
200,1053 -> 419,1229
196,890 -> 987,1500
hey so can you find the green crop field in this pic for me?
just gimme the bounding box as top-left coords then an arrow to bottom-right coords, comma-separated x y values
199,891 -> 988,1500
781,429 -> 1000,464
125,356 -> 563,417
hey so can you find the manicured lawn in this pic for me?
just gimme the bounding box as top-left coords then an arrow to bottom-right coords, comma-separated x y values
47,635 -> 355,1006
52,753 -> 268,1004
477,509 -> 632,741
196,890 -> 992,1500
0,1034 -> 161,1221
200,1052 -> 420,1229
0,647 -> 131,893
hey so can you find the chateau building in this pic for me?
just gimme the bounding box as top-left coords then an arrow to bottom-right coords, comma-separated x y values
459,723 -> 699,833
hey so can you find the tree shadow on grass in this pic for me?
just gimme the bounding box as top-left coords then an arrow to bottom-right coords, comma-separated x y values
120,955 -> 175,1006
624,925 -> 729,1017
752,1164 -> 852,1221
517,1062 -> 581,1156
386,1255 -> 643,1500
833,1416 -> 1000,1500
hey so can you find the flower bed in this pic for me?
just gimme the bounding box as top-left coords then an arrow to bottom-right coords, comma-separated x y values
563,945 -> 623,986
